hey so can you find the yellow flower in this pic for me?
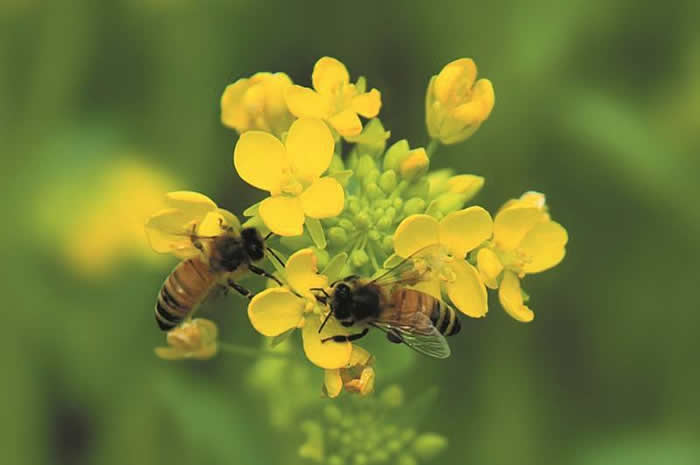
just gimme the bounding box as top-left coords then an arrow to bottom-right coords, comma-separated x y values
145,191 -> 240,259
247,249 -> 352,369
393,208 -> 493,317
476,192 -> 568,322
426,58 -> 495,144
285,57 -> 382,138
220,72 -> 295,136
324,345 -> 375,398
154,318 -> 218,360
233,118 -> 344,236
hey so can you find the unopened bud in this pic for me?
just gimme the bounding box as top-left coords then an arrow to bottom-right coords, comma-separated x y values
403,198 -> 426,215
351,249 -> 369,267
378,170 -> 398,193
383,139 -> 410,171
399,148 -> 429,181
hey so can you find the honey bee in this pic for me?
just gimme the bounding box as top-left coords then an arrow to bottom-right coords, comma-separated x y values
313,251 -> 460,359
153,221 -> 282,331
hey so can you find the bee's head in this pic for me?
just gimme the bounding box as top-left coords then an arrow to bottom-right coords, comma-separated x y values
330,282 -> 353,320
241,227 -> 265,261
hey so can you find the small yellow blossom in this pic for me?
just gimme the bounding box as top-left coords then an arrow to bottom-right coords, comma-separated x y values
233,118 -> 344,236
392,207 -> 493,317
324,345 -> 375,398
476,192 -> 568,322
145,191 -> 239,258
155,318 -> 218,360
426,58 -> 494,144
220,72 -> 295,136
247,249 -> 352,369
285,57 -> 382,138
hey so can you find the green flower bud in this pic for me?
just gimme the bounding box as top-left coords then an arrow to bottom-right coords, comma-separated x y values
355,212 -> 370,228
382,236 -> 393,253
404,178 -> 430,199
383,139 -> 410,171
397,454 -> 417,465
375,198 -> 391,209
378,170 -> 398,193
365,183 -> 382,200
356,154 -> 376,178
328,226 -> 349,246
347,195 -> 361,214
339,219 -> 356,231
325,405 -> 343,424
363,169 -> 379,187
412,433 -> 448,460
368,230 -> 381,242
384,207 -> 396,221
371,207 -> 385,221
380,385 -> 404,408
392,198 -> 403,209
351,249 -> 369,268
398,148 -> 429,181
312,247 -> 330,270
432,192 -> 466,215
346,118 -> 390,157
376,216 -> 391,230
403,198 -> 426,215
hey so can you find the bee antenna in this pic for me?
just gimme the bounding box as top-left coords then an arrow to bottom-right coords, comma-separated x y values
266,248 -> 285,268
318,308 -> 333,334
264,231 -> 274,241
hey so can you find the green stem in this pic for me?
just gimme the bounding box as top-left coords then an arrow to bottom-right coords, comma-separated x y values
426,139 -> 440,158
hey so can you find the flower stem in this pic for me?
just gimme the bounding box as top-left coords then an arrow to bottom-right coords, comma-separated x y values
426,139 -> 440,158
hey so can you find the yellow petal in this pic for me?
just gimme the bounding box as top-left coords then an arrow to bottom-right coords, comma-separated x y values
328,109 -> 362,137
302,316 -> 352,369
259,196 -> 304,237
413,277 -> 442,300
285,118 -> 335,182
476,247 -> 503,289
472,78 -> 495,120
446,260 -> 487,318
248,288 -> 305,336
493,207 -> 544,251
286,248 -> 328,298
439,206 -> 493,258
312,56 -> 349,95
300,177 -> 345,219
324,369 -> 343,398
233,131 -> 288,192
351,89 -> 382,118
165,191 -> 217,214
285,85 -> 329,118
198,210 -> 236,237
434,58 -> 476,105
519,220 -> 568,274
220,78 -> 251,131
499,271 -> 534,322
393,214 -> 440,257
154,347 -> 183,360
348,345 -> 372,366
145,208 -> 199,257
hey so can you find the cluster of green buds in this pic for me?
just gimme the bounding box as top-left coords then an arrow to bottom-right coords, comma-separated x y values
299,385 -> 448,465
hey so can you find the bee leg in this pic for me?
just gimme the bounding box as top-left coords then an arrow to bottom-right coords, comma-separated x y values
248,264 -> 283,286
386,330 -> 403,344
227,279 -> 252,300
321,328 -> 369,343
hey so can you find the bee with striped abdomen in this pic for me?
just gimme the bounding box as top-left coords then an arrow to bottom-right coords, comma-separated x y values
313,252 -> 460,359
146,192 -> 283,331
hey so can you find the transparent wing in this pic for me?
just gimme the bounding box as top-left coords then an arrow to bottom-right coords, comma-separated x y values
371,311 -> 451,359
145,209 -> 222,259
369,244 -> 443,288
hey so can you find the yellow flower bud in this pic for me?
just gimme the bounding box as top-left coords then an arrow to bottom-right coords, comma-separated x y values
221,72 -> 295,136
154,319 -> 218,360
426,58 -> 495,144
399,148 -> 429,180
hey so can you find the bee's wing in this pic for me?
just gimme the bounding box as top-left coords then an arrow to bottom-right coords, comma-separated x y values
369,244 -> 443,288
371,311 -> 451,359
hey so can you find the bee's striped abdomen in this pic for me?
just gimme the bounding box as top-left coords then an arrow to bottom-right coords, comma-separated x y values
389,288 -> 461,336
155,257 -> 216,331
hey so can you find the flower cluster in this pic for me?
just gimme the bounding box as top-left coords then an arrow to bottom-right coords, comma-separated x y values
147,56 -> 568,397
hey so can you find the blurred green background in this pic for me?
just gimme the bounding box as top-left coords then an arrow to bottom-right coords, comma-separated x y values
3,1 -> 700,464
